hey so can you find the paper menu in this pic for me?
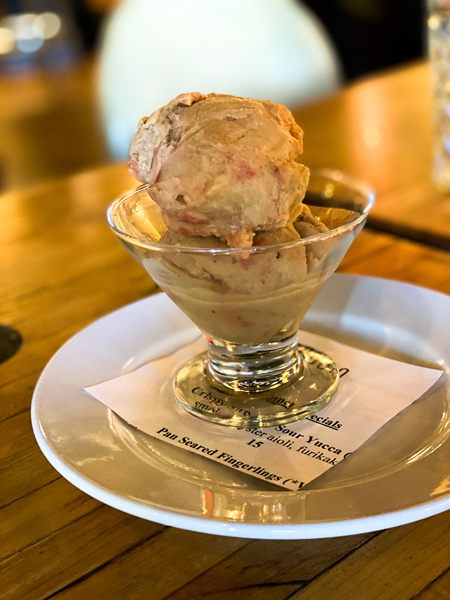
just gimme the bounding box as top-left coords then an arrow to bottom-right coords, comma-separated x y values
84,331 -> 442,490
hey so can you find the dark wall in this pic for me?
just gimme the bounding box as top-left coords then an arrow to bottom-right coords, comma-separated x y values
302,0 -> 426,80
4,0 -> 424,82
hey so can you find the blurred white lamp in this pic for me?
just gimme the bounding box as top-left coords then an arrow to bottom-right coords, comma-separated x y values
97,0 -> 342,159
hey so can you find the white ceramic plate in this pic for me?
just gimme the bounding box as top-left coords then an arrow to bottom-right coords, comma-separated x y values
31,274 -> 450,539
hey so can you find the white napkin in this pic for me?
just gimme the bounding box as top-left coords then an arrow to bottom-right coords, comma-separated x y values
85,331 -> 442,490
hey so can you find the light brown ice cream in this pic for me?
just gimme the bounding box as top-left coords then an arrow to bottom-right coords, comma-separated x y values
142,225 -> 317,344
116,185 -> 359,344
137,211 -> 349,344
156,225 -> 307,297
125,94 -> 361,345
128,92 -> 309,247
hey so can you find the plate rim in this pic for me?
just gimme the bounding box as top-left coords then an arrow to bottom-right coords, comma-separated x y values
31,274 -> 450,539
30,409 -> 450,539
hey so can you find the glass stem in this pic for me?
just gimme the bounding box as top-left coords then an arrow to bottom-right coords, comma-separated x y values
205,333 -> 302,394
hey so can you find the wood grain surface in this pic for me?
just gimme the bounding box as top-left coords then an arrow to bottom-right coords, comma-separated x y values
1,62 -> 449,600
295,62 -> 450,249
0,59 -> 108,192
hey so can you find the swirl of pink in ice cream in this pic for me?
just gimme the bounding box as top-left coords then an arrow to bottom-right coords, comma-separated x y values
128,92 -> 310,247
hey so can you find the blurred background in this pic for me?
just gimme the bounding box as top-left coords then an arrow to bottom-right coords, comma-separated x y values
0,0 -> 426,192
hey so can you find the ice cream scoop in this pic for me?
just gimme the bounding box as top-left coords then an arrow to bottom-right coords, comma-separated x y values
128,92 -> 310,247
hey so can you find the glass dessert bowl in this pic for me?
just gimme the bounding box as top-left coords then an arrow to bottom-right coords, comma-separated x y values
108,169 -> 374,427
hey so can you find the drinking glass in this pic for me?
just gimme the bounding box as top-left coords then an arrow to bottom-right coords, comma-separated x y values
428,0 -> 450,190
107,169 -> 374,427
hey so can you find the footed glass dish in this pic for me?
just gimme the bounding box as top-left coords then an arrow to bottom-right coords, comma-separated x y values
107,169 -> 374,427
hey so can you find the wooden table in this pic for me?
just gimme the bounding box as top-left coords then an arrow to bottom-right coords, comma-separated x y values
1,65 -> 450,599
297,61 -> 450,250
0,59 -> 108,192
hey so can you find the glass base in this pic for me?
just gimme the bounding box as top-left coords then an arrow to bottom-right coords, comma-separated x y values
173,345 -> 339,428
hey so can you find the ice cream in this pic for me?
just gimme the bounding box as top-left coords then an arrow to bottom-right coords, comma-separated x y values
128,92 -> 310,247
121,198 -> 356,344
122,94 -> 362,346
142,225 -> 320,344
